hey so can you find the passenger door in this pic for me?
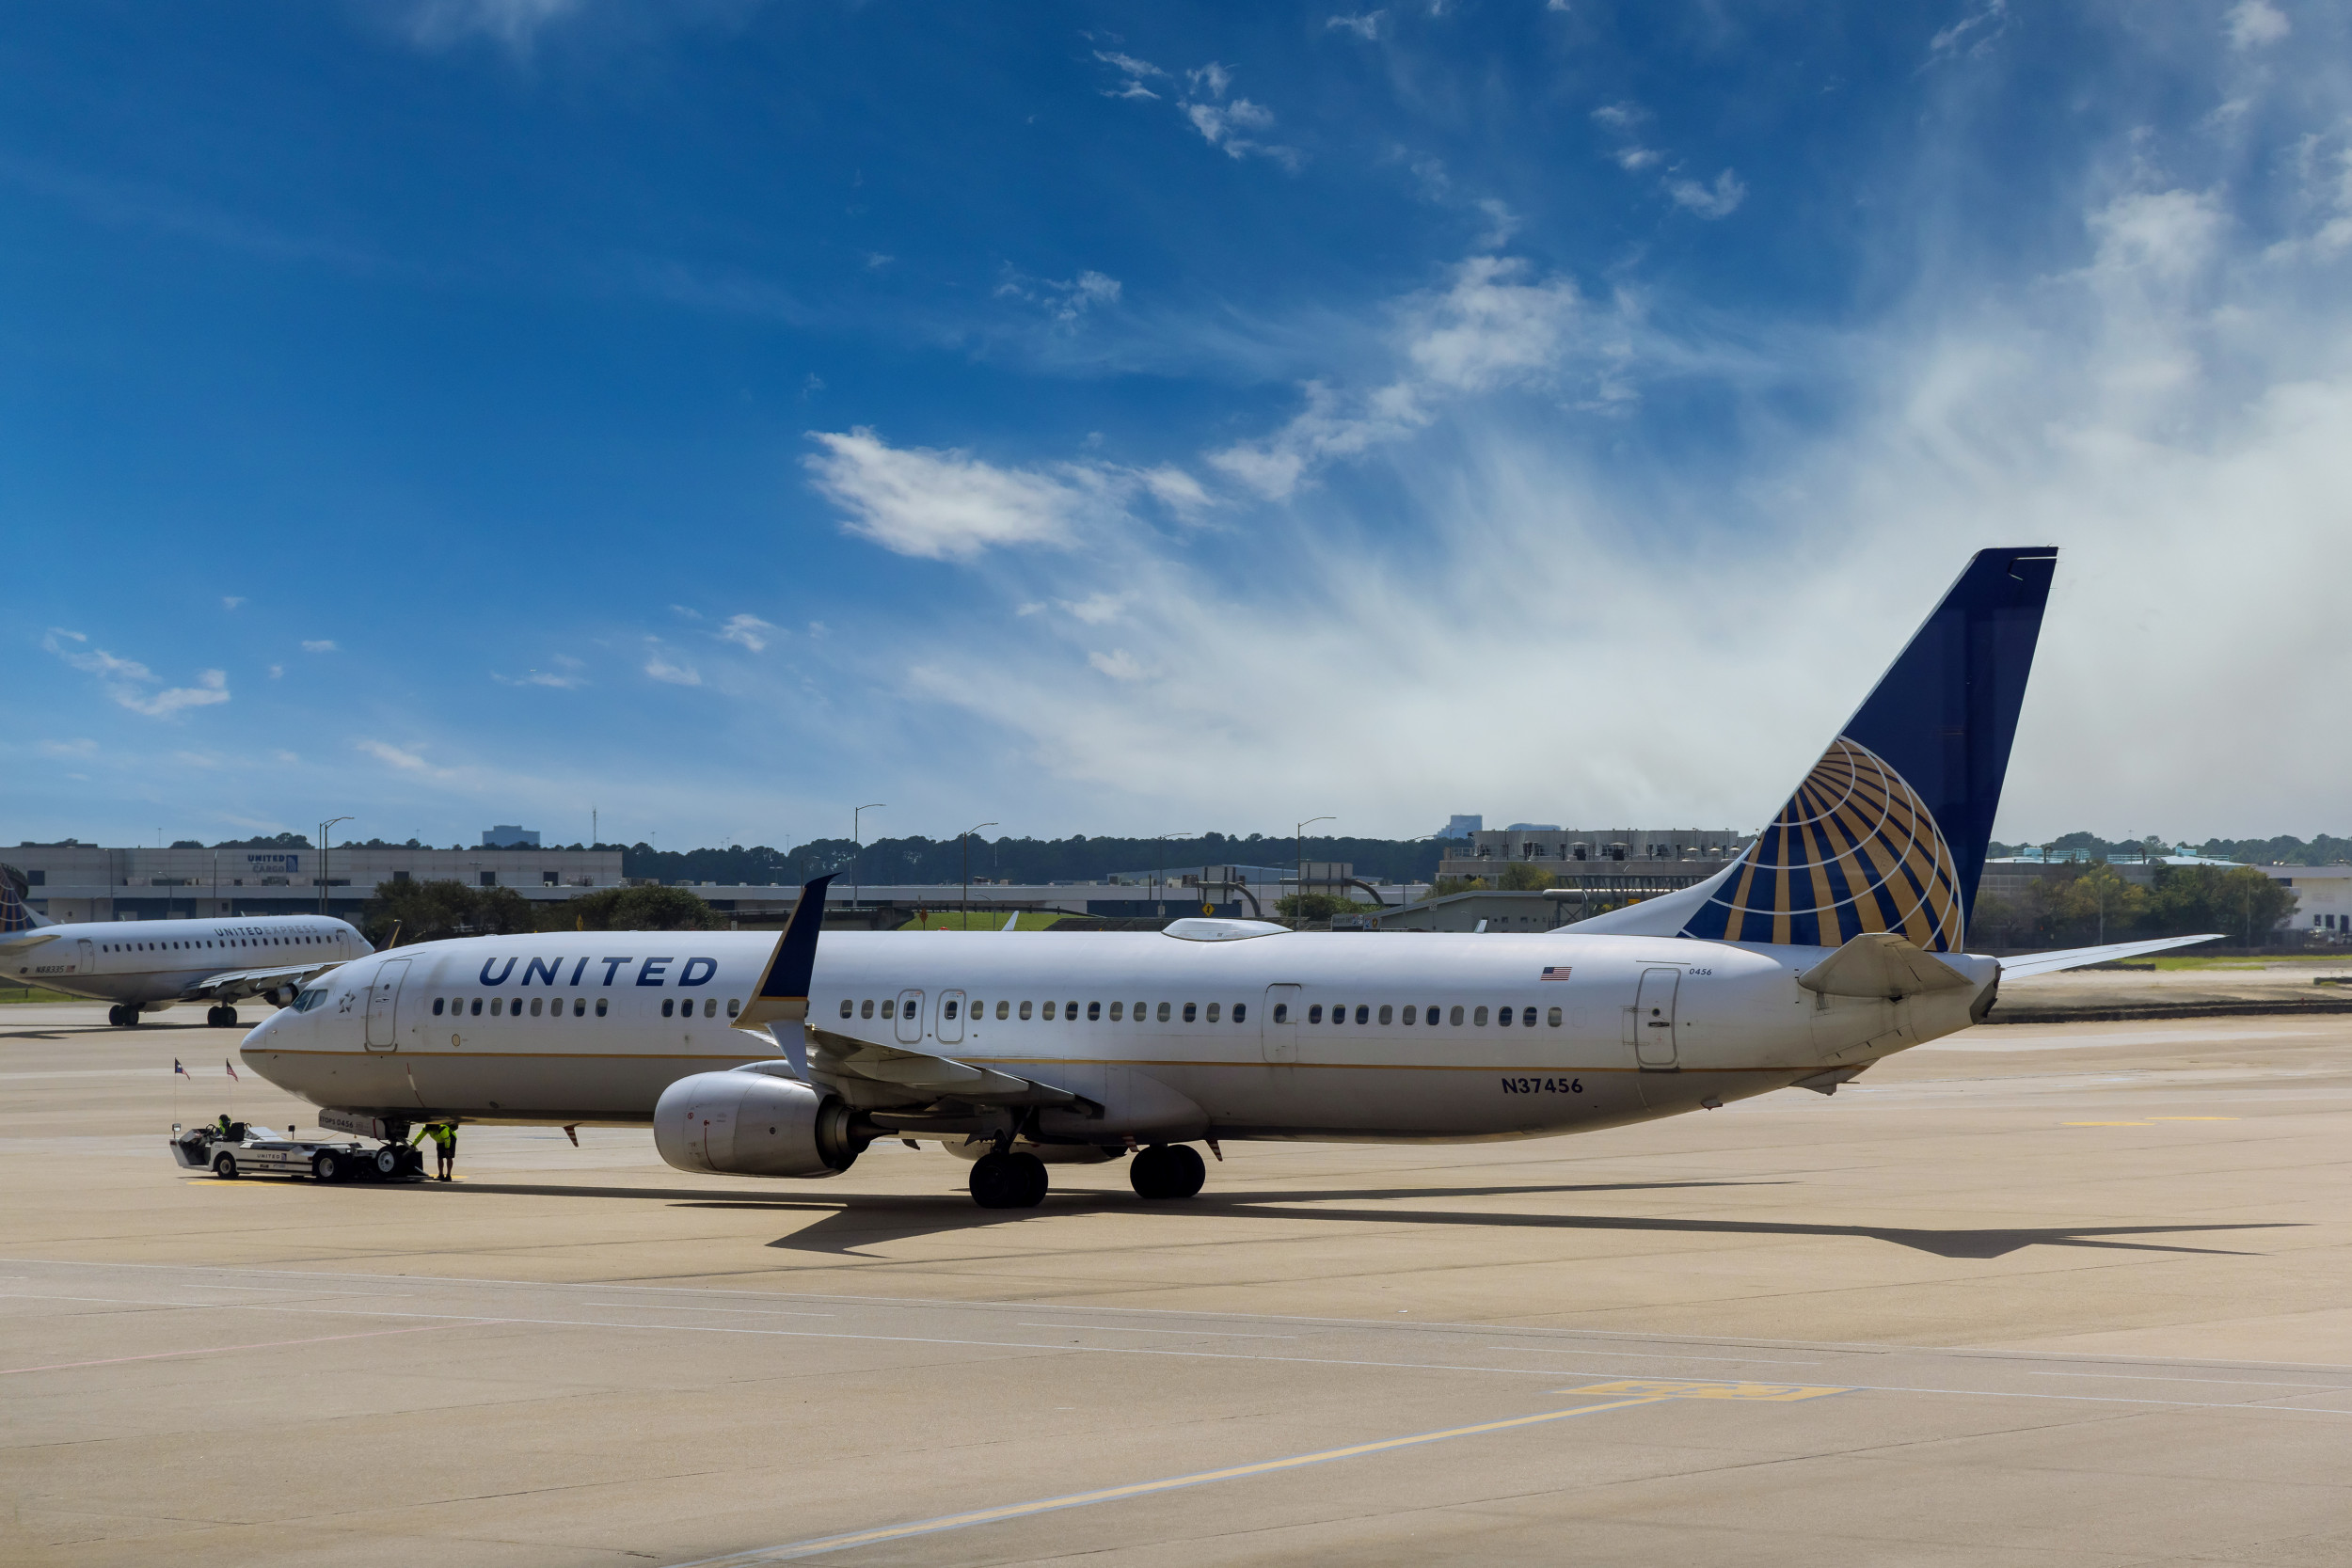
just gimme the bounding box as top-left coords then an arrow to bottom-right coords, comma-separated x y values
895,989 -> 925,1045
75,938 -> 94,978
1632,967 -> 1679,1069
937,989 -> 966,1045
364,959 -> 409,1051
1261,983 -> 1301,1064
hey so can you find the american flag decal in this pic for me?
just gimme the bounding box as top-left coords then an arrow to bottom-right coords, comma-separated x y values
1540,966 -> 1572,981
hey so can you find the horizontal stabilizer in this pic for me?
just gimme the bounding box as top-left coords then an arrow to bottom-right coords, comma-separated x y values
1798,932 -> 1975,999
1997,933 -> 2222,979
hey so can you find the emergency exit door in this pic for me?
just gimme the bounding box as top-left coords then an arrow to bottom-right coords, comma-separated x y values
364,959 -> 409,1051
1632,966 -> 1679,1069
1261,984 -> 1301,1063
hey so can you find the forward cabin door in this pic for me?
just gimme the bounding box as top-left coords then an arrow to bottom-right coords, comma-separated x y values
937,990 -> 965,1045
364,959 -> 409,1052
75,939 -> 94,979
1632,966 -> 1680,1069
1261,984 -> 1301,1064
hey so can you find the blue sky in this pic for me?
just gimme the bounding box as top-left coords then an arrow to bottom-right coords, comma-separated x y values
7,0 -> 2347,851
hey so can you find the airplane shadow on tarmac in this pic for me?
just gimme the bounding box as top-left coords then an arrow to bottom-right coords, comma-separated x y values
423,1177 -> 2291,1261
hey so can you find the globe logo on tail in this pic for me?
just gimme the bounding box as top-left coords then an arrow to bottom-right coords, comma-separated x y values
1682,737 -> 1965,952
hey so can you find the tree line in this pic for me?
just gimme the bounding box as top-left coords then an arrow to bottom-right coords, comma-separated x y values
1970,863 -> 2298,950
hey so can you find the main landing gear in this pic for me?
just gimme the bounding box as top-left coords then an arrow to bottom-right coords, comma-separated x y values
107,1004 -> 143,1027
206,1006 -> 242,1029
968,1150 -> 1048,1210
1129,1143 -> 1206,1201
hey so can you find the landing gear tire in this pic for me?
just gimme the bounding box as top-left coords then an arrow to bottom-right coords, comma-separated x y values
212,1152 -> 239,1180
312,1151 -> 342,1182
208,1006 -> 240,1028
374,1147 -> 403,1178
969,1150 -> 1048,1209
108,1004 -> 141,1027
1130,1143 -> 1206,1201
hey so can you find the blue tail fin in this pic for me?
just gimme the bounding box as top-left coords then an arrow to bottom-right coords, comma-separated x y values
0,864 -> 46,934
1680,547 -> 2058,952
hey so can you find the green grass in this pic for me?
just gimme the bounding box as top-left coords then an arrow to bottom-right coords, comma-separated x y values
0,985 -> 92,1005
2147,953 -> 2352,970
896,911 -> 1070,931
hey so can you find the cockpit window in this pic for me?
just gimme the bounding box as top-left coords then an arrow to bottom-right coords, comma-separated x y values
292,985 -> 330,1013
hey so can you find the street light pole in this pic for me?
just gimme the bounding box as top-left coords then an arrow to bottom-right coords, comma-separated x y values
961,821 -> 997,929
852,804 -> 884,914
318,816 -> 353,917
1152,833 -> 1197,920
1295,816 -> 1334,915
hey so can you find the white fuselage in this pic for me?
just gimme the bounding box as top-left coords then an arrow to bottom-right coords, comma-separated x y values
243,929 -> 1995,1144
8,917 -> 371,1006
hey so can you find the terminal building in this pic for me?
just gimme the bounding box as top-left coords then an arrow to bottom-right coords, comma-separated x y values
9,841 -> 624,923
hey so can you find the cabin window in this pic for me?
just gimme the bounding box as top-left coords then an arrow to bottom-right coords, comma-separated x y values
1521,1006 -> 1537,1026
1042,1001 -> 1057,1021
1473,1006 -> 1489,1025
1548,1006 -> 1563,1027
881,999 -> 896,1020
1109,1001 -> 1124,1021
1087,1001 -> 1101,1022
1206,1002 -> 1220,1022
1183,1003 -> 1197,1022
1271,1003 -> 1285,1022
1154,1001 -> 1169,1022
1132,1001 -> 1145,1020
1233,1003 -> 1247,1022
661,999 -> 675,1018
1449,1005 -> 1464,1025
1401,1005 -> 1416,1024
1378,1005 -> 1392,1024
575,998 -> 586,1017
704,998 -> 717,1018
861,999 -> 875,1020
530,998 -> 544,1017
490,998 -> 504,1017
1064,1000 -> 1078,1021
1355,1005 -> 1370,1024
1308,1004 -> 1324,1023
595,998 -> 608,1017
433,998 -> 445,1015
1019,1000 -> 1033,1020
841,999 -> 853,1018
944,999 -> 959,1020
1497,1005 -> 1513,1027
997,1000 -> 1010,1020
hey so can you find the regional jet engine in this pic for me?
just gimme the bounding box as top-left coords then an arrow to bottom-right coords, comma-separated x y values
652,1070 -> 865,1179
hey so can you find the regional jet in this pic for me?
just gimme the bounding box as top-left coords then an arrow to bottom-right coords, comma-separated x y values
240,547 -> 2217,1207
0,876 -> 371,1028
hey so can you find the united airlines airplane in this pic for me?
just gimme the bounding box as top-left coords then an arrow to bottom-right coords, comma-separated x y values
0,877 -> 370,1028
240,547 -> 2216,1208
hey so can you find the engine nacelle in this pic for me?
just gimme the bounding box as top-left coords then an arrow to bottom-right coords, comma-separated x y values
653,1070 -> 865,1179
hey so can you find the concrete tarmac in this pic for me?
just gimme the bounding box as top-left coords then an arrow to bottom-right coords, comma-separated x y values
6,999 -> 2351,1566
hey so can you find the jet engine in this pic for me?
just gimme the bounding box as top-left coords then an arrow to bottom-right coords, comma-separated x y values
652,1070 -> 865,1179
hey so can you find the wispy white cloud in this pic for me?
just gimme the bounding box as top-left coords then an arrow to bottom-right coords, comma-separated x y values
719,613 -> 780,652
221,596 -> 246,610
301,639 -> 340,653
1059,592 -> 1135,625
43,631 -> 230,719
1327,12 -> 1382,40
997,267 -> 1122,325
386,0 -> 583,53
1087,649 -> 1148,681
38,738 -> 98,759
1929,0 -> 2008,59
1093,50 -> 1167,101
1665,168 -> 1747,219
2226,0 -> 2289,48
358,738 -> 450,775
644,645 -> 703,686
805,428 -> 1100,560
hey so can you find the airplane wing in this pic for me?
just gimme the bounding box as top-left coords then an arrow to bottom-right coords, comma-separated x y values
1995,932 -> 2223,979
730,872 -> 1085,1114
177,960 -> 348,1005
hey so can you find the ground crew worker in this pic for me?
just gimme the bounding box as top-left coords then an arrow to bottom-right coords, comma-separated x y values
215,1113 -> 235,1139
413,1121 -> 458,1180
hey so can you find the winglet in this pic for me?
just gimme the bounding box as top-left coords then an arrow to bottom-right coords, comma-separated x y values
735,874 -> 835,1035
1002,911 -> 1018,933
